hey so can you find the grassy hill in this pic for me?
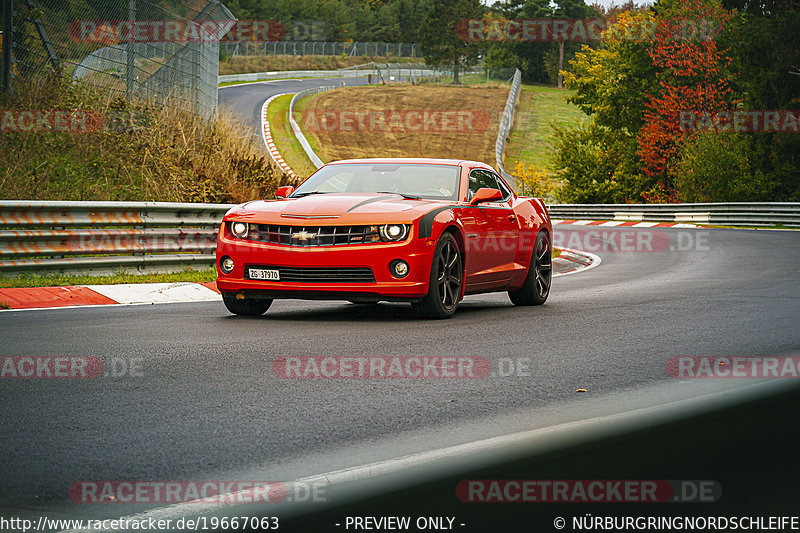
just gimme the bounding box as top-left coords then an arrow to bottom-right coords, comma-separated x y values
1,75 -> 295,203
504,84 -> 588,172
294,85 -> 509,166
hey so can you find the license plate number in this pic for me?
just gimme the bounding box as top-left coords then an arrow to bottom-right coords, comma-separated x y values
248,268 -> 280,281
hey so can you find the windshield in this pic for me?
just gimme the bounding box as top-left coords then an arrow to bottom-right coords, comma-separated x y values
291,163 -> 461,200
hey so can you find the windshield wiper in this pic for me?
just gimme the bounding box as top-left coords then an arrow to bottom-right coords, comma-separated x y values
291,191 -> 329,198
377,191 -> 422,200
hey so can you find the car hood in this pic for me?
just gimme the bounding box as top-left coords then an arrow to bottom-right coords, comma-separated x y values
225,193 -> 452,224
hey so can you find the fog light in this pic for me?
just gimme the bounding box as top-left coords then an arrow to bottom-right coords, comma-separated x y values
391,259 -> 409,278
220,256 -> 234,274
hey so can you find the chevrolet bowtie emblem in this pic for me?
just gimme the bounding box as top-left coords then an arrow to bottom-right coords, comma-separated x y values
291,230 -> 315,241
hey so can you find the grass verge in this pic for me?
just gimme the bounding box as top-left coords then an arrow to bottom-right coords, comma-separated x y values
219,76 -> 330,87
505,84 -> 587,172
0,267 -> 217,289
267,94 -> 317,179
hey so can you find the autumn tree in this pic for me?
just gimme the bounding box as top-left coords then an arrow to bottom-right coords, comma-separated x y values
637,0 -> 737,185
554,9 -> 659,202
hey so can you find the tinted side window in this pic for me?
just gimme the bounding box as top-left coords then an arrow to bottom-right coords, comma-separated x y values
493,173 -> 513,199
468,169 -> 500,199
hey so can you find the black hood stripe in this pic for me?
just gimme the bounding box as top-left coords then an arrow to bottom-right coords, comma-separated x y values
346,195 -> 395,213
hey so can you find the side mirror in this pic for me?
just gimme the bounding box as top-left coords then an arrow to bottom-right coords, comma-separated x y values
469,187 -> 503,205
276,186 -> 295,199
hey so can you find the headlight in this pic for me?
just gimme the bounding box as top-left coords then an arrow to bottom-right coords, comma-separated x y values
379,224 -> 408,242
231,222 -> 249,239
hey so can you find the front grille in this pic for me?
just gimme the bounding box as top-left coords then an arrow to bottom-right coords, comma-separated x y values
246,265 -> 376,283
250,224 -> 380,246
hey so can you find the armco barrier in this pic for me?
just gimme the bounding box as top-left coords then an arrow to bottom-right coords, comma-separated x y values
290,85 -> 337,169
220,70 -> 359,84
2,200 -> 798,276
219,64 -> 440,85
0,201 -> 233,275
547,202 -> 800,227
495,69 -> 522,182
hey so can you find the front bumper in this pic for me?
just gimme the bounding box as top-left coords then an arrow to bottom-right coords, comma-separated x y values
215,230 -> 436,301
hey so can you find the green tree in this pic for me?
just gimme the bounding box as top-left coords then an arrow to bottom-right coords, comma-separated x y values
418,0 -> 484,84
674,133 -> 778,202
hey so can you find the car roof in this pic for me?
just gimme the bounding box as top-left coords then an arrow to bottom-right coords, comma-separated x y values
326,157 -> 495,169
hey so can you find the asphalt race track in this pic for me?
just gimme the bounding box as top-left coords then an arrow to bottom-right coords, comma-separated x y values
2,78 -> 800,529
2,225 -> 800,528
218,76 -> 374,143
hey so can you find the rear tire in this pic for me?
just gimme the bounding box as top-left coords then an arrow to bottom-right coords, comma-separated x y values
508,230 -> 551,306
222,293 -> 272,316
412,232 -> 463,319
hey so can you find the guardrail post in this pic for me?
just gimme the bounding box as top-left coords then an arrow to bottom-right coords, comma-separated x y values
126,0 -> 136,101
2,0 -> 14,93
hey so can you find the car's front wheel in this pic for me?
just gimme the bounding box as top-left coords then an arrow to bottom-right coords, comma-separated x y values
508,230 -> 551,306
222,293 -> 272,316
412,232 -> 463,319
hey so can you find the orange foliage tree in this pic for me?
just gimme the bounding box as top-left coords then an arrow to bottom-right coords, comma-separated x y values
637,0 -> 738,192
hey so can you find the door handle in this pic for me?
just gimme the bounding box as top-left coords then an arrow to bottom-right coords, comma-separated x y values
507,214 -> 516,221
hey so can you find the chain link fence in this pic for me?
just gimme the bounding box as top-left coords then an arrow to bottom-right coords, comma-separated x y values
1,0 -> 235,118
220,41 -> 421,59
336,62 -> 517,86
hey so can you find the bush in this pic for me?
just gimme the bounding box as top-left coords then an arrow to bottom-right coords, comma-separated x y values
552,122 -> 652,203
673,133 -> 778,202
509,161 -> 560,201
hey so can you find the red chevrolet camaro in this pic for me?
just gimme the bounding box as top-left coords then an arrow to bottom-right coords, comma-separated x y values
216,158 -> 552,319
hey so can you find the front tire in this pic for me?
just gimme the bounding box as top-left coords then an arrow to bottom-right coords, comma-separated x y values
222,293 -> 272,316
412,232 -> 463,319
508,230 -> 551,306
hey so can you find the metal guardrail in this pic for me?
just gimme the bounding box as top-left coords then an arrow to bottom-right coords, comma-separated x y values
0,201 -> 233,275
220,41 -> 422,59
289,85 -> 337,169
547,203 -> 800,227
495,69 -> 522,182
220,70 -> 365,84
3,200 -> 797,276
219,64 -> 441,85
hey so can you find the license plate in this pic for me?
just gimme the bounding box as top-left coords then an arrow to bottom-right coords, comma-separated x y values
248,268 -> 280,281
